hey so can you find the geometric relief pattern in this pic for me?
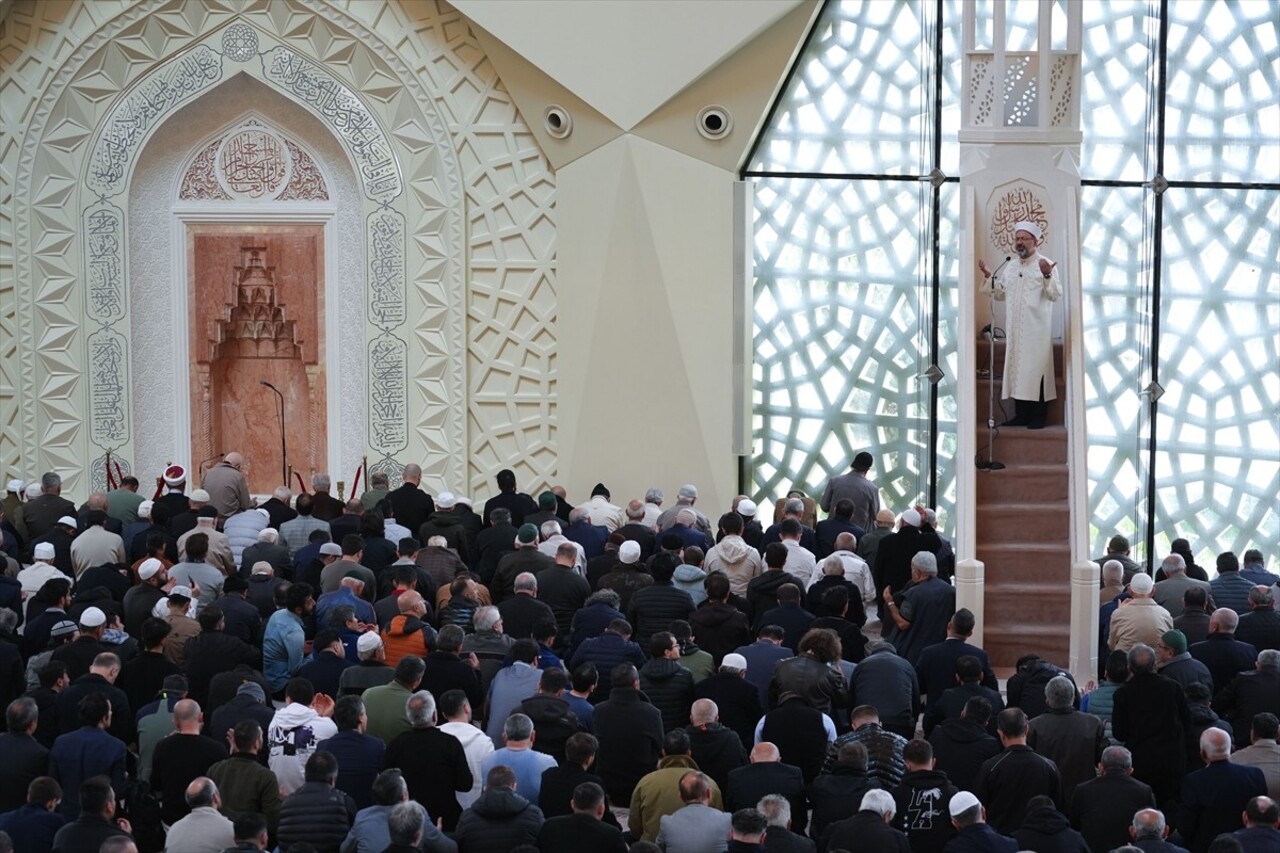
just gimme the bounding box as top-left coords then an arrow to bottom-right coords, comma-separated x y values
3,0 -> 556,502
746,0 -> 959,520
370,1 -> 559,498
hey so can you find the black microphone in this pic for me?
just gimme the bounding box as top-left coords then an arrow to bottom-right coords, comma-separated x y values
990,255 -> 1012,279
259,380 -> 279,391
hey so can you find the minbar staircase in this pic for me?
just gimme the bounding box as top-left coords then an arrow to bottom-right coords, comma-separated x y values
975,340 -> 1071,668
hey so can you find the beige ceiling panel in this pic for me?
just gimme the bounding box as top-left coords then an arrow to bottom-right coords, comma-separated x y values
631,0 -> 820,172
452,0 -> 805,130
469,22 -> 623,170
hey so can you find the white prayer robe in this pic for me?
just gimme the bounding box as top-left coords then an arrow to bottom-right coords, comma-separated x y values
983,252 -> 1062,401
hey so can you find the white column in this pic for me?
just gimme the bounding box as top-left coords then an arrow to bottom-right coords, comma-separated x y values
1069,560 -> 1100,685
956,558 -> 986,648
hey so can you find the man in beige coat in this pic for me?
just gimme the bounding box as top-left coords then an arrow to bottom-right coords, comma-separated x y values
1108,573 -> 1173,654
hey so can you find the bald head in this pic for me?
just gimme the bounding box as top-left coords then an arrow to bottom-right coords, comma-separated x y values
690,699 -> 718,725
224,452 -> 244,468
750,742 -> 780,763
1102,560 -> 1124,584
402,464 -> 422,484
834,532 -> 856,552
1132,808 -> 1166,838
1210,608 -> 1239,634
397,591 -> 425,614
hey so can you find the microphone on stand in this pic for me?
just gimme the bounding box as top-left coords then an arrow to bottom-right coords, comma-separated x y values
976,256 -> 1013,472
259,380 -> 288,488
988,255 -> 1013,287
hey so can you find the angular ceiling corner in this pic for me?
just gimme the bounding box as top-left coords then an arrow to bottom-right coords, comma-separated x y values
468,22 -> 624,171
452,0 -> 806,131
631,0 -> 821,172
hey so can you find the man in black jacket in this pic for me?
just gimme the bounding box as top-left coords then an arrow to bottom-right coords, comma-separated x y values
809,740 -> 880,839
182,605 -> 261,708
474,507 -> 517,584
889,738 -> 959,853
689,573 -> 752,665
0,698 -> 50,813
592,664 -> 663,803
387,464 -> 434,537
684,698 -> 748,792
48,775 -> 131,852
928,696 -> 1001,793
726,742 -> 808,839
638,631 -> 695,732
275,750 -> 357,852
974,708 -> 1062,834
1069,745 -> 1156,853
693,653 -> 763,758
1112,643 -> 1192,810
626,553 -> 695,647
454,764 -> 544,853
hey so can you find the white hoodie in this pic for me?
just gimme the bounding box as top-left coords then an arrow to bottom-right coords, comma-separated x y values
267,701 -> 337,795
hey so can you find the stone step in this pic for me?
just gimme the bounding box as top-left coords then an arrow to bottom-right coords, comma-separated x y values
984,623 -> 1071,669
976,425 -> 1069,465
977,543 -> 1073,583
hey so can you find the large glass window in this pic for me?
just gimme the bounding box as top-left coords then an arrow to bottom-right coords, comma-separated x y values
747,0 -> 1278,566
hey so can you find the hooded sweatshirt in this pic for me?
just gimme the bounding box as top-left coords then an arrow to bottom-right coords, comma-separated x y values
267,702 -> 338,795
672,564 -> 708,604
704,536 -> 761,597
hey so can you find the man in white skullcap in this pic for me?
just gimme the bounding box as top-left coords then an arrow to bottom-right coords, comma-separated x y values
979,219 -> 1062,429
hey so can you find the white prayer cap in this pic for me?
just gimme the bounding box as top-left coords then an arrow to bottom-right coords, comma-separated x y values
900,509 -> 922,527
1013,220 -> 1042,242
5,480 -> 23,493
950,791 -> 981,817
33,542 -> 55,561
436,491 -> 456,509
79,606 -> 107,628
25,483 -> 41,500
137,558 -> 164,581
737,499 -> 757,518
619,541 -> 641,565
137,500 -> 153,519
1129,572 -> 1155,595
56,516 -> 77,529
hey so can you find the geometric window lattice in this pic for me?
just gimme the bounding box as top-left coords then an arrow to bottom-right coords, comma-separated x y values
1078,0 -> 1280,567
745,0 -> 961,523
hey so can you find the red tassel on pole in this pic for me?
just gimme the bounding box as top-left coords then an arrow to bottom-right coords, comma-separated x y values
351,464 -> 362,496
294,471 -> 308,494
105,451 -> 117,490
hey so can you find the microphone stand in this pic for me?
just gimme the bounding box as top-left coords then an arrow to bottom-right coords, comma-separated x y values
260,381 -> 287,487
977,258 -> 1011,471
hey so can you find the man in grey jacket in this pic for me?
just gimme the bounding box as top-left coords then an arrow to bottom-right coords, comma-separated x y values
655,770 -> 731,853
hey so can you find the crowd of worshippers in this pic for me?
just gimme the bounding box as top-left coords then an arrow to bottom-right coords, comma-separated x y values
0,465 -> 1274,853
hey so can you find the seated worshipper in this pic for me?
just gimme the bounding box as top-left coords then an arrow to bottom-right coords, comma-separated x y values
266,676 -> 338,796
1027,675 -> 1106,807
453,764 -> 545,852
315,695 -> 385,810
384,689 -> 473,831
592,663 -> 664,803
537,780 -> 626,853
274,750 -> 358,853
726,742 -> 808,834
888,737 -> 960,853
162,776 -> 235,853
1069,745 -> 1157,853
819,788 -> 912,853
654,770 -> 732,853
685,698 -> 749,792
628,729 -> 723,843
923,654 -> 1004,737
826,703 -> 909,787
882,551 -> 956,666
482,712 -> 558,808
974,707 -> 1063,834
808,740 -> 881,839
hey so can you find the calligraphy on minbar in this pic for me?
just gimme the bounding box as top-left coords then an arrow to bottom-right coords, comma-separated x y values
368,335 -> 408,455
368,211 -> 406,328
88,329 -> 130,446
